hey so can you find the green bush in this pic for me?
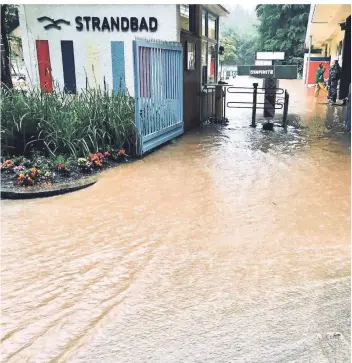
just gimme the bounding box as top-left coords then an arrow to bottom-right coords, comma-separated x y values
1,85 -> 136,158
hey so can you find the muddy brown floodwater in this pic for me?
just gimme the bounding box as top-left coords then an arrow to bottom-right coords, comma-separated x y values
1,78 -> 351,363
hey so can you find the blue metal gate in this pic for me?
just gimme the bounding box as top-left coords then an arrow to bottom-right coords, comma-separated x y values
133,39 -> 184,155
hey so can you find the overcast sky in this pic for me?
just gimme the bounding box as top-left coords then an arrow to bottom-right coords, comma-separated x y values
226,3 -> 256,12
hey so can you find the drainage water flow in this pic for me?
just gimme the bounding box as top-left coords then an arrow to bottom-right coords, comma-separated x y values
1,78 -> 350,363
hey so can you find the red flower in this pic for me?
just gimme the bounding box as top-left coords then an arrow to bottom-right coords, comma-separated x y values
58,163 -> 65,170
2,160 -> 14,168
104,151 -> 110,158
97,152 -> 104,159
17,174 -> 24,184
117,149 -> 125,157
89,153 -> 98,162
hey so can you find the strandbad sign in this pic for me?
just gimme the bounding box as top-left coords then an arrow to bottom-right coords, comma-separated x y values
37,16 -> 158,32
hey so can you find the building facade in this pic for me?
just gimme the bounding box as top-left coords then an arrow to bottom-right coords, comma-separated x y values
18,4 -> 228,131
305,4 -> 351,98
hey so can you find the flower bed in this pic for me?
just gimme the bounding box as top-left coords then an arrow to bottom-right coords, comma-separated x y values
1,148 -> 129,192
1,85 -> 138,197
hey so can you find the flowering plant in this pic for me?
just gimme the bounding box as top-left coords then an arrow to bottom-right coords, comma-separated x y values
89,153 -> 104,168
14,165 -> 25,172
16,167 -> 42,186
117,149 -> 126,157
77,158 -> 88,166
0,160 -> 14,171
76,157 -> 92,172
29,168 -> 37,178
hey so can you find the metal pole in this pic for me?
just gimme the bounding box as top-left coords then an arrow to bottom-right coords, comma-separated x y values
305,35 -> 312,88
251,83 -> 258,127
283,90 -> 289,132
200,88 -> 203,123
223,87 -> 226,120
207,88 -> 209,120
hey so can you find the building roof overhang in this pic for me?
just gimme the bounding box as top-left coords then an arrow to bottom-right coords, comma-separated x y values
305,4 -> 351,48
203,4 -> 230,17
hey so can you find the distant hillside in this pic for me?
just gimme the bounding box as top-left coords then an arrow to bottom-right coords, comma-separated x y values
220,5 -> 258,37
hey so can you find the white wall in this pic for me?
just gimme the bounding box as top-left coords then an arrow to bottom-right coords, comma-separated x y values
19,4 -> 179,96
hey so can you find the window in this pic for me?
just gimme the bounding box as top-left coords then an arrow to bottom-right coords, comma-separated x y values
208,14 -> 216,40
180,5 -> 195,33
338,41 -> 343,56
208,43 -> 216,83
202,41 -> 207,66
201,41 -> 207,84
180,5 -> 190,31
202,10 -> 206,36
201,10 -> 219,84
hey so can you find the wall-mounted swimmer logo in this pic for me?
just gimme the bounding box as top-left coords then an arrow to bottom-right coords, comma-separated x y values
37,16 -> 71,30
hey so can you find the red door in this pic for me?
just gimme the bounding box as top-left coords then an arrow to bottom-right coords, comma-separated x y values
307,60 -> 330,85
36,40 -> 53,92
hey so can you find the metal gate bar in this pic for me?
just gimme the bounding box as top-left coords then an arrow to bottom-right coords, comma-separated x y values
226,83 -> 289,130
227,87 -> 285,95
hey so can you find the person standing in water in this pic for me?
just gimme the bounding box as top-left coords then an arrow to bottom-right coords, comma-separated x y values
328,59 -> 341,104
314,63 -> 328,97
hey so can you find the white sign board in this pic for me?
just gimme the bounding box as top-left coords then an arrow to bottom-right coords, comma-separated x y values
256,52 -> 285,60
255,60 -> 272,66
249,69 -> 274,76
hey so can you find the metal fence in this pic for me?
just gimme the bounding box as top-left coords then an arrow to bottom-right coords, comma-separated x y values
133,39 -> 184,155
227,83 -> 290,129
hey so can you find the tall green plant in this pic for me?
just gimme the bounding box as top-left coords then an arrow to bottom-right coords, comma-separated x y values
1,85 -> 136,157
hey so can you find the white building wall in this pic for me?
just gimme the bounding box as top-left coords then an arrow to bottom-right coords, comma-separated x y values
19,4 -> 179,96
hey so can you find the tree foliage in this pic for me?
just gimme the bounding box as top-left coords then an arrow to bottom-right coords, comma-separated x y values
219,5 -> 259,66
236,34 -> 258,65
255,4 -> 310,73
220,27 -> 258,66
1,4 -> 18,89
219,30 -> 237,65
4,4 -> 19,34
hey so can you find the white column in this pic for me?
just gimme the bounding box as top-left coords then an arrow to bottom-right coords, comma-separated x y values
305,35 -> 312,87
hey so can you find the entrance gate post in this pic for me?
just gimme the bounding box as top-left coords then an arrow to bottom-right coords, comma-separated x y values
251,83 -> 258,127
264,77 -> 278,118
283,90 -> 289,132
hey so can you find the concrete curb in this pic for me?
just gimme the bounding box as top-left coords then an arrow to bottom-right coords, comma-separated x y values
1,177 -> 97,200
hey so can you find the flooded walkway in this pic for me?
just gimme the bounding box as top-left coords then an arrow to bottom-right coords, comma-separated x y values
1,79 -> 350,362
